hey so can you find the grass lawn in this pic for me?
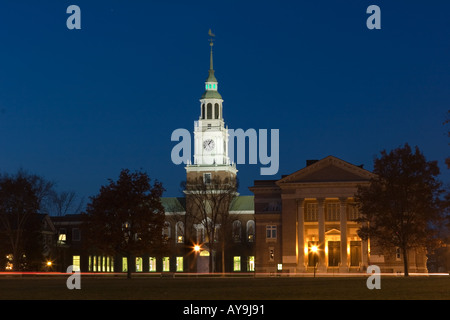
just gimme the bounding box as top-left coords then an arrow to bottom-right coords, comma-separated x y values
0,275 -> 448,300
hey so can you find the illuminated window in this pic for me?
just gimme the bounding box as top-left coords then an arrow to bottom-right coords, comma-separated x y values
277,264 -> 283,271
247,256 -> 255,271
176,257 -> 183,272
233,256 -> 241,271
136,257 -> 143,272
58,228 -> 67,244
162,257 -> 170,272
247,220 -> 255,242
72,256 -> 80,272
200,249 -> 210,257
93,255 -> 97,272
176,221 -> 184,243
5,254 -> 13,270
91,256 -> 114,272
122,257 -> 128,272
149,257 -> 157,272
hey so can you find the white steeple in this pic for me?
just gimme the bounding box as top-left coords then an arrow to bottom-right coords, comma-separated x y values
186,30 -> 237,178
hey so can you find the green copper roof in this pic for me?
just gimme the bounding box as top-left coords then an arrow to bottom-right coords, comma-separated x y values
201,89 -> 222,99
161,196 -> 254,213
230,195 -> 255,211
161,197 -> 186,212
206,69 -> 217,82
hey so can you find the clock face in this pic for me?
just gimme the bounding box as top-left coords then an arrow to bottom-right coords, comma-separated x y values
203,139 -> 215,151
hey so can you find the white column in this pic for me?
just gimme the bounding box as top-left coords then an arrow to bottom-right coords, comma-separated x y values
317,198 -> 326,272
339,198 -> 348,272
297,198 -> 305,272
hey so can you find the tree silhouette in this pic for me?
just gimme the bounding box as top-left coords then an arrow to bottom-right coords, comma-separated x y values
85,169 -> 166,278
0,173 -> 39,271
182,176 -> 238,273
355,144 -> 445,276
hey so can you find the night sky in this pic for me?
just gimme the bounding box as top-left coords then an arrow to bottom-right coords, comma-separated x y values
0,1 -> 449,206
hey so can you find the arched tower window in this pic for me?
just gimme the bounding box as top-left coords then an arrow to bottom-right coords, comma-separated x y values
214,103 -> 219,119
201,104 -> 205,119
207,103 -> 212,119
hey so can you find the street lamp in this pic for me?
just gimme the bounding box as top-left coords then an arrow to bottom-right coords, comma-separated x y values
310,245 -> 318,278
46,260 -> 53,271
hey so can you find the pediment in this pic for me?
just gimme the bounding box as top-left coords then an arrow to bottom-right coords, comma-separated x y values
277,156 -> 375,185
325,228 -> 340,235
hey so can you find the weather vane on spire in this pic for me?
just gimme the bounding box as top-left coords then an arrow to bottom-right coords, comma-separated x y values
208,29 -> 215,70
208,28 -> 215,47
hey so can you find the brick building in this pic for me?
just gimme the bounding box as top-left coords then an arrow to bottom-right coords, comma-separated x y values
250,156 -> 429,274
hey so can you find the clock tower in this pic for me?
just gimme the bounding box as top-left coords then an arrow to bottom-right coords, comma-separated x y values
185,32 -> 237,183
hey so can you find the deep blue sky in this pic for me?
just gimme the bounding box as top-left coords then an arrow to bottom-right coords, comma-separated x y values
0,1 -> 449,205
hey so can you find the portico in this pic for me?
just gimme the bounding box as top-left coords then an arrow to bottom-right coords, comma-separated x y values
251,155 -> 375,274
294,196 -> 368,273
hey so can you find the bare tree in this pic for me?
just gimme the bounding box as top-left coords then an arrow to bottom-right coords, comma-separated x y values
182,176 -> 238,273
48,190 -> 84,216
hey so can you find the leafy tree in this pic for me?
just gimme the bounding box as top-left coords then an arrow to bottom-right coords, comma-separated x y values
355,144 -> 445,276
85,169 -> 166,278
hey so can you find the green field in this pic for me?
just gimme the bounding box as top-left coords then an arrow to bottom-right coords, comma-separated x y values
0,275 -> 448,300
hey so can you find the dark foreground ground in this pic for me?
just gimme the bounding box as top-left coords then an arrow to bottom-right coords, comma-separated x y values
0,275 -> 448,300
